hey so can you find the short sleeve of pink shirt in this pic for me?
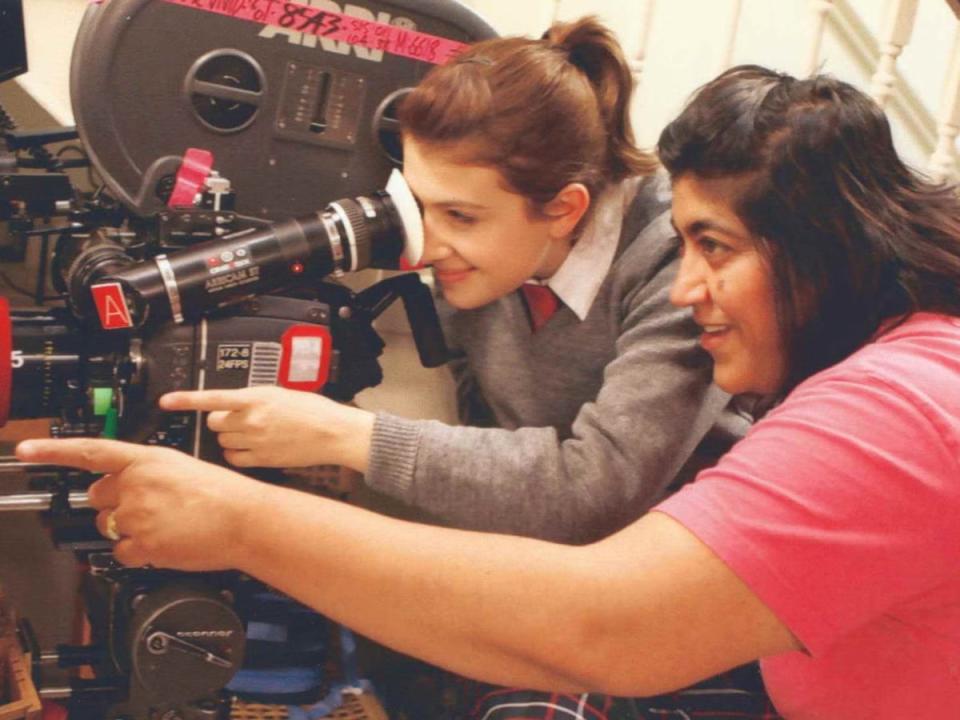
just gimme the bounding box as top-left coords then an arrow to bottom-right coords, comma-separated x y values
656,313 -> 960,719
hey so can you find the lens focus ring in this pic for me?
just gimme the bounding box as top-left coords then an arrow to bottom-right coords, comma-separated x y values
331,199 -> 372,271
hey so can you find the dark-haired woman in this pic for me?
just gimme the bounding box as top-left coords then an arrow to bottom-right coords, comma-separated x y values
22,63 -> 959,719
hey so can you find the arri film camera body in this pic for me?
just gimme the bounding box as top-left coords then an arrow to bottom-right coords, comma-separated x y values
0,2 -> 495,719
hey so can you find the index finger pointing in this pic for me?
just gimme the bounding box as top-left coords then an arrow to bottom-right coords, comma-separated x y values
15,438 -> 143,475
159,390 -> 251,412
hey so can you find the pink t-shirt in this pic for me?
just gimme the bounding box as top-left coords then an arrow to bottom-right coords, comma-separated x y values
657,313 -> 960,719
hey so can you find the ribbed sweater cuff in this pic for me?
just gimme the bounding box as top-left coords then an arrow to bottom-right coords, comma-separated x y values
366,412 -> 423,498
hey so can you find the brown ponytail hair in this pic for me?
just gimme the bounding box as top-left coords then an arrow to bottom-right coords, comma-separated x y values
398,16 -> 657,214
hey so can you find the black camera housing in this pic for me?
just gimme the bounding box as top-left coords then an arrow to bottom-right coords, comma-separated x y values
0,2 -> 496,718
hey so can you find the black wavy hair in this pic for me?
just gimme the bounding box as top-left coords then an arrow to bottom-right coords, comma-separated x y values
658,64 -> 960,391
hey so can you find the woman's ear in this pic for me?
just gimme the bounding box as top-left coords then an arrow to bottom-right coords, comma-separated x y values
542,183 -> 591,239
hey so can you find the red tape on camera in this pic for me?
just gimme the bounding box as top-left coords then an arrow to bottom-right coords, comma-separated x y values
156,0 -> 468,65
0,297 -> 10,426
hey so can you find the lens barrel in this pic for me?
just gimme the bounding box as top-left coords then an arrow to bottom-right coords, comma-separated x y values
6,308 -> 84,422
98,191 -> 405,327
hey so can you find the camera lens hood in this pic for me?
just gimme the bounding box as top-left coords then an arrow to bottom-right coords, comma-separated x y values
386,168 -> 424,266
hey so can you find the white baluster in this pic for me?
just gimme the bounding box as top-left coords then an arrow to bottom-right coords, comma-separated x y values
628,0 -> 657,89
718,0 -> 744,73
804,0 -> 835,76
552,0 -> 563,24
868,0 -> 919,109
929,24 -> 960,184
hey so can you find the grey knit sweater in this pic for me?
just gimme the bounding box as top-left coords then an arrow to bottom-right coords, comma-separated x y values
366,175 -> 749,543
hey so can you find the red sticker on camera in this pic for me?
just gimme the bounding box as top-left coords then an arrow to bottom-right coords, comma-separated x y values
91,282 -> 134,330
279,324 -> 332,392
0,297 -> 11,427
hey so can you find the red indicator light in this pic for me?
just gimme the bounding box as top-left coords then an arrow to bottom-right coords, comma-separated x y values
207,257 -> 220,267
291,261 -> 304,275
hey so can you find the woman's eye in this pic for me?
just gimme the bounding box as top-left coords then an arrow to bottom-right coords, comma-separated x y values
699,237 -> 728,257
446,209 -> 476,225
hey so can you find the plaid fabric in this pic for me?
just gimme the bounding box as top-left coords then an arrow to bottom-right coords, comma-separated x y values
372,656 -> 783,720
466,664 -> 782,720
468,689 -> 623,719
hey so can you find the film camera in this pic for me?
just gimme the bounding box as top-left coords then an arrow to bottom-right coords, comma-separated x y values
0,1 -> 495,719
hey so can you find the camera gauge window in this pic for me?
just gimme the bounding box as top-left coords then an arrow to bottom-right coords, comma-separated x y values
274,62 -> 366,149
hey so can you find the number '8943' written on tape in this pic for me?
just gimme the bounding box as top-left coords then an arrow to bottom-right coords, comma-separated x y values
165,0 -> 468,64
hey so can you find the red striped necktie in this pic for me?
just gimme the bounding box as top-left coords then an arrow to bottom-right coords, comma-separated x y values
520,283 -> 560,332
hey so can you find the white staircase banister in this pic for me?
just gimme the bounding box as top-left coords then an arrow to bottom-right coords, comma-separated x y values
869,0 -> 920,109
628,0 -> 657,89
718,0 -> 745,73
804,0 -> 836,75
929,23 -> 960,183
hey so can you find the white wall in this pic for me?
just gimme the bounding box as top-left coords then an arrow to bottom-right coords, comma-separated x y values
10,0 -> 87,124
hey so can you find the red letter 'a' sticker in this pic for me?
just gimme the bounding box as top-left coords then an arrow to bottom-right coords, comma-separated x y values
91,282 -> 134,329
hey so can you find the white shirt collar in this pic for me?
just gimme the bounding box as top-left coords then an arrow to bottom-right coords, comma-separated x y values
537,176 -> 643,320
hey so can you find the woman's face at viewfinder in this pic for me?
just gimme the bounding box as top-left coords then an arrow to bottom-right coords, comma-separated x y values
669,173 -> 787,396
401,135 -> 574,309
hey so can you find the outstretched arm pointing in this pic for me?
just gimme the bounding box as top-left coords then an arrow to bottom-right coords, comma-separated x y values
15,437 -> 796,696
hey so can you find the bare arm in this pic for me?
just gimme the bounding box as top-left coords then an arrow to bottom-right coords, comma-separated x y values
16,438 -> 797,696
239,495 -> 798,695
